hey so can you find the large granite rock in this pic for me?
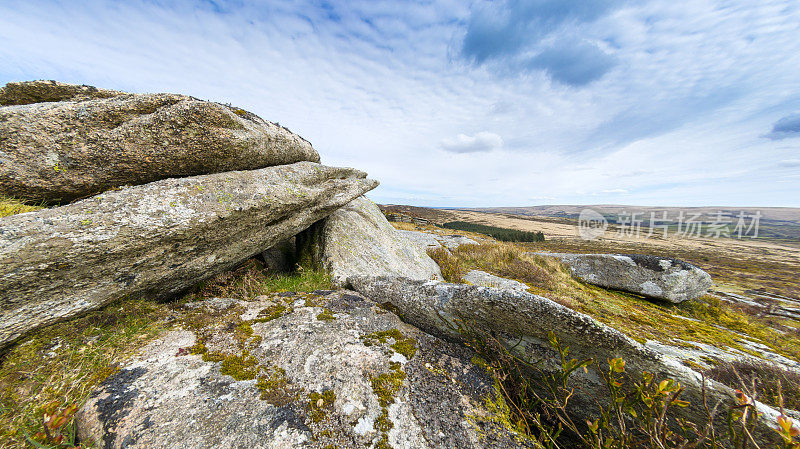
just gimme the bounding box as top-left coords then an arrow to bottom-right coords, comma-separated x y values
297,196 -> 442,287
77,291 -> 533,449
349,276 -> 796,447
535,252 -> 712,303
0,162 -> 376,348
0,80 -> 320,203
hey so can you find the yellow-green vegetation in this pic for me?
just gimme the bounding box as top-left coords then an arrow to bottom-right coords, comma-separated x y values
307,390 -> 336,423
361,329 -> 416,448
370,362 -> 407,449
468,330 -> 799,449
256,365 -> 300,406
0,298 -> 176,448
361,329 -> 418,359
427,247 -> 467,283
219,351 -> 260,381
0,196 -> 43,218
434,241 -> 800,370
253,303 -> 290,323
531,238 -> 800,305
316,309 -> 336,321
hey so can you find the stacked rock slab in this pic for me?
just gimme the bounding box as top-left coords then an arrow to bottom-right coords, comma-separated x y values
349,276 -> 797,447
0,162 -> 377,348
0,80 -> 320,203
535,252 -> 712,303
296,196 -> 442,287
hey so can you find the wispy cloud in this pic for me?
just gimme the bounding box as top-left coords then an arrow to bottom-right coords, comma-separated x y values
440,132 -> 503,153
1,0 -> 798,207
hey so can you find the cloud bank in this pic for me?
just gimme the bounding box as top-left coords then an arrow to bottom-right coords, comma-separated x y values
0,0 -> 798,207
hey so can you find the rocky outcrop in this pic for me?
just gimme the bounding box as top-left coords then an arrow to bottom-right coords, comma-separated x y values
349,276 -> 796,446
296,196 -> 442,287
0,162 -> 376,348
77,291 -> 534,449
398,230 -> 479,251
0,80 -> 122,106
535,252 -> 711,303
0,80 -> 320,203
463,270 -> 529,292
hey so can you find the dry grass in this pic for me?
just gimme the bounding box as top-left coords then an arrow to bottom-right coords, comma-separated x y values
426,247 -> 467,283
705,360 -> 800,411
0,196 -> 43,218
189,258 -> 332,300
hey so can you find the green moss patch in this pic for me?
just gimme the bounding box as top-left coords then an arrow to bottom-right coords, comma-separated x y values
316,309 -> 336,321
253,304 -> 290,323
307,390 -> 336,423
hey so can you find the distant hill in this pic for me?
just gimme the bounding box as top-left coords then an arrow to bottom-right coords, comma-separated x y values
456,205 -> 800,224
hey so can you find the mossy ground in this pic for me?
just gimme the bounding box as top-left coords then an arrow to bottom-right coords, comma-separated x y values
0,258 -> 331,448
0,299 -> 177,448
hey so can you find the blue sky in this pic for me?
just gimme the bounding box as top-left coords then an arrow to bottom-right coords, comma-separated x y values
1,0 -> 799,207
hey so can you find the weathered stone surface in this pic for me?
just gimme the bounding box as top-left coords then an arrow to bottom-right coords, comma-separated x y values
297,196 -> 442,287
0,162 -> 376,348
0,80 -> 320,203
535,252 -> 712,303
349,276 -> 797,446
463,270 -> 529,292
398,230 -> 479,252
0,80 -> 122,106
77,291 -> 534,449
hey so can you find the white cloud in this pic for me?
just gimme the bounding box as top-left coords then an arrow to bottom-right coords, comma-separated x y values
440,132 -> 503,153
0,0 -> 798,207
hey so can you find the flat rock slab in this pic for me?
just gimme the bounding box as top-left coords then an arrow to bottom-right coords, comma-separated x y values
534,252 -> 712,303
463,270 -> 529,292
0,80 -> 320,203
0,162 -> 376,348
297,196 -> 442,287
349,276 -> 795,446
77,291 -> 532,449
397,230 -> 479,251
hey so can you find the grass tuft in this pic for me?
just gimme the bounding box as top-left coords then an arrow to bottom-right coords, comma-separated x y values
0,196 -> 44,218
